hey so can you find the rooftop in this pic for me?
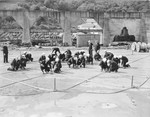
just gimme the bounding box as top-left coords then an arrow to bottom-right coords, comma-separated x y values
78,18 -> 102,31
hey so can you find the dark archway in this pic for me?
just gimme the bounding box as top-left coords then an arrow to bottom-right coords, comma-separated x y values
0,16 -> 22,45
30,15 -> 63,46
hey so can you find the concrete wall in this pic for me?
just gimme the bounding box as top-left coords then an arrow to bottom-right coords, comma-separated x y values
109,19 -> 141,43
146,18 -> 150,43
145,16 -> 150,43
77,34 -> 100,47
55,12 -> 150,45
1,10 -> 150,45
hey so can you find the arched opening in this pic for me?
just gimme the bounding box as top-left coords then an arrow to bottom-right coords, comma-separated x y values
0,16 -> 23,46
30,15 -> 63,46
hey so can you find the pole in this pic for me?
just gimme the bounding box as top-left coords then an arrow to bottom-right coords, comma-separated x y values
131,76 -> 134,88
54,78 -> 57,92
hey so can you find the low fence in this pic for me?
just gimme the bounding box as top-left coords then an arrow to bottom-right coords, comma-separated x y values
0,73 -> 149,96
0,30 -> 63,46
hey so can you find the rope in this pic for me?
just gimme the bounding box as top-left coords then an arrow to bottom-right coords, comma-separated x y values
138,77 -> 150,88
0,76 -> 52,92
0,74 -> 43,89
0,52 -> 150,97
0,91 -> 52,97
63,73 -> 104,91
63,87 -> 132,95
60,54 -> 150,92
128,55 -> 150,64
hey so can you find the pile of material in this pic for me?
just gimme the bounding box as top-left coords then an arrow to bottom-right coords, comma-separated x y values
131,42 -> 150,52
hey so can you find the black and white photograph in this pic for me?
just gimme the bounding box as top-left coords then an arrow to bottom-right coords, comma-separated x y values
0,0 -> 150,117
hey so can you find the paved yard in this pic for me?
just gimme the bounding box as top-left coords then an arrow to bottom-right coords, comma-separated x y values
0,47 -> 150,117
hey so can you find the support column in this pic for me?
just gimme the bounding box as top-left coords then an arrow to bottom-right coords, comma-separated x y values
139,13 -> 147,43
103,13 -> 110,46
62,12 -> 72,46
22,11 -> 31,44
12,11 -> 31,44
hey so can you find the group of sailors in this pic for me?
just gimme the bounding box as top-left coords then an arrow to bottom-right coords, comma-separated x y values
38,48 -> 94,73
7,46 -> 130,74
99,51 -> 129,72
7,51 -> 33,71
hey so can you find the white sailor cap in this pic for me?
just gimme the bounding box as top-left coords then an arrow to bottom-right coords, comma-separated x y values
102,58 -> 107,62
55,57 -> 59,62
118,55 -> 122,58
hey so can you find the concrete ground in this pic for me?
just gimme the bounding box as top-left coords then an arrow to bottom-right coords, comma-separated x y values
0,46 -> 150,117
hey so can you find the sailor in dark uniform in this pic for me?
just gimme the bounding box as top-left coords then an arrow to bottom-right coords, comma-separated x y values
2,45 -> 8,63
52,47 -> 61,55
88,40 -> 93,57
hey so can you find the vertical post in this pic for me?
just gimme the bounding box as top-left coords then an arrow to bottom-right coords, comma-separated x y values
103,13 -> 110,46
139,13 -> 147,43
22,11 -> 31,44
54,78 -> 57,92
132,50 -> 133,55
131,76 -> 134,88
62,11 -> 72,46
